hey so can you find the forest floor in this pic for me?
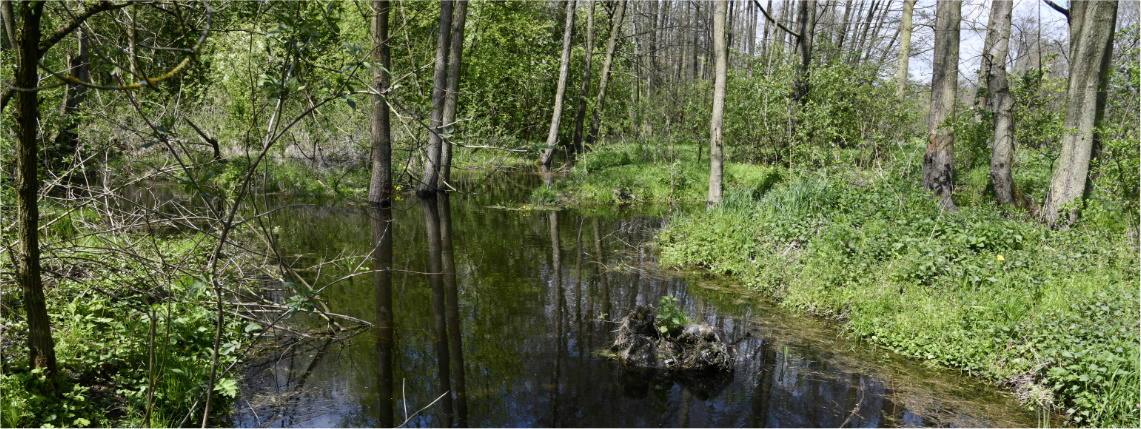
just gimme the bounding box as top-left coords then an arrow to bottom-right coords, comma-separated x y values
531,141 -> 1140,428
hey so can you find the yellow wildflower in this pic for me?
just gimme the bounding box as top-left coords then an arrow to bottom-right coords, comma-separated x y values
996,255 -> 1005,261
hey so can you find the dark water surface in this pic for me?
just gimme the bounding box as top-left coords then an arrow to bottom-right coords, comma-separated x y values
230,173 -> 1036,428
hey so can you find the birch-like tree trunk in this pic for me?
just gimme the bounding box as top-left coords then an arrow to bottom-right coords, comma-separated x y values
895,0 -> 915,99
586,0 -> 626,147
540,0 -> 577,172
708,0 -> 728,205
923,0 -> 960,211
571,0 -> 596,159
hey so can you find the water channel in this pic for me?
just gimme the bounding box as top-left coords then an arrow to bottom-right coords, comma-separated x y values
227,172 -> 1037,427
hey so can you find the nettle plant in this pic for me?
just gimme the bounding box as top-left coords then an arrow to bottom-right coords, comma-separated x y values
656,295 -> 693,336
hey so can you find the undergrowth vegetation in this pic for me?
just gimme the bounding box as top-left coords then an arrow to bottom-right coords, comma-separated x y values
1,231 -> 248,427
649,150 -> 1139,427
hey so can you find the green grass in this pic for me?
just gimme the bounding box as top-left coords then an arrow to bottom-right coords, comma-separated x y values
550,141 -> 1140,427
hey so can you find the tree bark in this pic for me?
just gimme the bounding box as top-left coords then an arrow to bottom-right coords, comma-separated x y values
1043,0 -> 1117,226
981,0 -> 1017,206
977,0 -> 1012,114
570,0 -> 596,160
792,0 -> 816,105
586,0 -> 626,148
13,0 -> 58,395
895,0 -> 915,99
417,0 -> 454,195
368,0 -> 393,204
923,0 -> 960,211
708,0 -> 728,205
438,0 -> 468,190
540,0 -> 577,172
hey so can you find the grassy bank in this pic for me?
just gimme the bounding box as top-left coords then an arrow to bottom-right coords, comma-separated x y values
544,143 -> 1140,427
1,210 -> 249,427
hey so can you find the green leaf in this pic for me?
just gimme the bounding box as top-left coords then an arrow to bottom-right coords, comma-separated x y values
659,325 -> 668,333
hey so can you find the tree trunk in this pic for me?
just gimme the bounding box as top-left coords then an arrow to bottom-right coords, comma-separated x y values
708,0 -> 728,205
923,0 -> 960,211
793,0 -> 816,105
368,0 -> 393,204
1044,0 -> 1117,226
895,0 -> 915,99
417,0 -> 454,195
51,27 -> 89,170
977,0 -> 1012,114
571,0 -> 596,160
438,0 -> 468,191
982,0 -> 1016,206
13,0 -> 58,395
540,0 -> 577,172
837,0 -> 859,53
851,0 -> 878,64
586,0 -> 626,148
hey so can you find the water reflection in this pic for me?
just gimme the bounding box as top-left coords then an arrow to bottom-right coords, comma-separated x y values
234,176 -> 1035,428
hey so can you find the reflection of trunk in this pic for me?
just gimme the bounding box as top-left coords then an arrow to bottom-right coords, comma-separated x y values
438,194 -> 468,427
708,0 -> 728,205
547,210 -> 564,423
540,0 -> 577,172
570,0 -> 596,159
438,1 -> 469,191
923,0 -> 960,211
370,206 -> 395,428
591,219 -> 610,318
417,1 -> 454,195
749,340 -> 776,426
586,0 -> 627,148
368,0 -> 392,204
1044,1 -> 1117,226
420,195 -> 454,426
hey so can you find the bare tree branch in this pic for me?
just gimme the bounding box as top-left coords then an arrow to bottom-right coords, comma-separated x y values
752,0 -> 801,39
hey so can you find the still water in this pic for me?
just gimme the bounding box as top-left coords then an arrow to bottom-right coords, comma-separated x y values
230,173 -> 1036,427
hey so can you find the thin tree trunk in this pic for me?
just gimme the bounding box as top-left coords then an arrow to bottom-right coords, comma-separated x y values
417,0 -> 454,195
760,0 -> 772,64
52,26 -> 89,169
837,0 -> 859,53
13,0 -> 57,396
540,0 -> 577,172
923,0 -> 960,211
1044,0 -> 1117,226
793,0 -> 816,105
851,0 -> 878,64
571,0 -> 596,160
438,0 -> 468,190
895,0 -> 915,99
586,0 -> 626,148
708,0 -> 728,205
368,0 -> 393,204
